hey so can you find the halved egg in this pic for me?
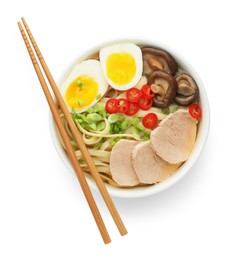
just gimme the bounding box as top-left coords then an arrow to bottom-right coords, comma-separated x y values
60,59 -> 108,113
99,43 -> 143,91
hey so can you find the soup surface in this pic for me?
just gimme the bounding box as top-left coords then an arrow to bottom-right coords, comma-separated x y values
59,43 -> 202,188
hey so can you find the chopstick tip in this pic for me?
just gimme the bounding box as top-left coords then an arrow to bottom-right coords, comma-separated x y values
121,230 -> 128,236
17,21 -> 22,29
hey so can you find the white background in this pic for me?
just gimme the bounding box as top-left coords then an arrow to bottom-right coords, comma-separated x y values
1,0 -> 233,259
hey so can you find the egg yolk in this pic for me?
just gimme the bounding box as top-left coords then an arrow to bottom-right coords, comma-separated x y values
106,52 -> 136,85
65,75 -> 98,110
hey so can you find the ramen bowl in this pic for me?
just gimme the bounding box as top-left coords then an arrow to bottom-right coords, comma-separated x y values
49,38 -> 210,198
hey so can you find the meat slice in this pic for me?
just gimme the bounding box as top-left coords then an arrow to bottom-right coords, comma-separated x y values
110,140 -> 140,186
151,109 -> 198,164
132,141 -> 179,184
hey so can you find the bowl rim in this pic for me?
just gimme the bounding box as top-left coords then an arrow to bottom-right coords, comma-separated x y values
49,37 -> 210,198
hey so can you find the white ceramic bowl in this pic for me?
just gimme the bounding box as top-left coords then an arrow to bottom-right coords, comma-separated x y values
49,39 -> 210,198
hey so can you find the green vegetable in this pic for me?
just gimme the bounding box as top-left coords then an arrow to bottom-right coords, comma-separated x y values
75,79 -> 84,90
73,104 -> 150,144
71,109 -> 79,120
109,124 -> 114,134
89,122 -> 97,130
110,137 -> 122,147
93,103 -> 105,113
73,113 -> 90,124
131,116 -> 140,125
121,119 -> 131,130
96,94 -> 101,100
162,105 -> 180,115
170,105 -> 179,113
132,128 -> 141,140
96,121 -> 106,131
135,125 -> 145,133
102,111 -> 110,119
112,121 -> 121,133
80,121 -> 89,130
93,139 -> 105,150
86,113 -> 103,122
78,158 -> 85,164
108,113 -> 124,123
143,131 -> 151,141
78,100 -> 84,107
86,107 -> 94,114
162,107 -> 170,115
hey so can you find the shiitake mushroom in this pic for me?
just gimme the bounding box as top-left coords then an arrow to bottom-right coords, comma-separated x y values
148,71 -> 178,108
174,73 -> 199,106
142,47 -> 178,77
141,47 -> 199,108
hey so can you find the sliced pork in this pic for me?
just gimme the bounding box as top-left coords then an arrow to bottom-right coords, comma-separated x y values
132,141 -> 179,184
110,140 -> 140,186
151,109 -> 198,164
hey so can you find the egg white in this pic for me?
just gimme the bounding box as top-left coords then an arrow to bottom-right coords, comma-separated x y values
99,43 -> 143,91
60,59 -> 108,113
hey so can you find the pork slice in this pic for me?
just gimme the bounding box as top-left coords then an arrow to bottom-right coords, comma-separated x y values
151,109 -> 198,164
132,141 -> 179,184
110,139 -> 140,186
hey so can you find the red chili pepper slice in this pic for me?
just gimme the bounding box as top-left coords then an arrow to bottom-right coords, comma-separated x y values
117,98 -> 130,114
188,103 -> 202,119
126,87 -> 142,103
141,84 -> 155,99
125,102 -> 139,116
105,98 -> 118,114
142,113 -> 159,129
138,96 -> 153,110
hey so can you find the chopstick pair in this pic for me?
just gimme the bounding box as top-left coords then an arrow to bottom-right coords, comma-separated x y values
17,17 -> 127,244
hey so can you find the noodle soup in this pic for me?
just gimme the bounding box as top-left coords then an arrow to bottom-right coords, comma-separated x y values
50,39 -> 209,198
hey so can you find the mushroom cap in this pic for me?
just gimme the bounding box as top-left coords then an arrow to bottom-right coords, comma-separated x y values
149,70 -> 178,108
174,73 -> 199,106
142,47 -> 178,77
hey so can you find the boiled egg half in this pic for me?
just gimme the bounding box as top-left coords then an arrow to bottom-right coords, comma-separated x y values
60,59 -> 108,113
100,43 -> 143,91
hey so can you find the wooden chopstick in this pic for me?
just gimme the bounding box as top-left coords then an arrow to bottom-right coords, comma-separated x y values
20,17 -> 127,237
17,21 -> 111,244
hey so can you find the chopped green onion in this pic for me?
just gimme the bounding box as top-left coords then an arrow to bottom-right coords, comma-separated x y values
131,116 -> 140,125
93,103 -> 105,113
75,79 -> 84,90
86,107 -> 94,114
170,105 -> 179,113
110,137 -> 121,147
71,109 -> 79,120
109,124 -> 114,134
121,119 -> 131,130
108,113 -> 124,123
111,121 -> 122,133
86,113 -> 103,122
93,139 -> 104,150
132,127 -> 140,135
102,111 -> 110,119
96,121 -> 106,131
143,131 -> 151,141
96,94 -> 101,100
162,108 -> 170,115
78,159 -> 85,164
80,121 -> 89,130
135,125 -> 145,133
89,122 -> 97,130
78,100 -> 84,107
113,124 -> 121,133
132,128 -> 141,140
